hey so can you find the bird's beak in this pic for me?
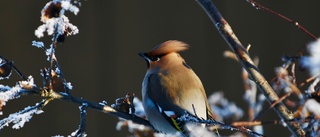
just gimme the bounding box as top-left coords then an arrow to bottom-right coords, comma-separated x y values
138,52 -> 149,60
138,52 -> 146,58
139,52 -> 151,68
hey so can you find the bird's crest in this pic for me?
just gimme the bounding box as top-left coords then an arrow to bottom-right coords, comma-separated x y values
147,40 -> 189,56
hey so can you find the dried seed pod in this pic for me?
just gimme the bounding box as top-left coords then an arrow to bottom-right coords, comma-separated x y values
0,58 -> 13,79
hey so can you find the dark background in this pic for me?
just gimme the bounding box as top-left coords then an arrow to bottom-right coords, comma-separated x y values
1,0 -> 319,136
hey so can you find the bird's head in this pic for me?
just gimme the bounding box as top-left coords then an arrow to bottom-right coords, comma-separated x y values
139,40 -> 189,70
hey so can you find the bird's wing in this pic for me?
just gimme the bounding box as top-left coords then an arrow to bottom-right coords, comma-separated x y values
146,73 -> 188,133
206,99 -> 214,120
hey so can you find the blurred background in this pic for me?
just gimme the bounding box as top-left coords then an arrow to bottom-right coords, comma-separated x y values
1,0 -> 320,136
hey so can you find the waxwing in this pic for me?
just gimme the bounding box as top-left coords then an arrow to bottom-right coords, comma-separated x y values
139,40 -> 214,136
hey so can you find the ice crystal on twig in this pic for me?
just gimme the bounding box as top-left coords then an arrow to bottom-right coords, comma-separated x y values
185,123 -> 216,137
31,41 -> 45,48
208,92 -> 243,121
301,39 -> 320,77
303,99 -> 320,117
69,103 -> 88,137
132,98 -> 145,118
0,101 -> 44,129
35,0 -> 79,38
0,76 -> 36,115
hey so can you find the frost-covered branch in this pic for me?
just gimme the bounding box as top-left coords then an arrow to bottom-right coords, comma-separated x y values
196,0 -> 305,136
177,113 -> 265,137
0,0 -> 154,135
0,82 -> 154,132
69,103 -> 88,137
0,99 -> 46,129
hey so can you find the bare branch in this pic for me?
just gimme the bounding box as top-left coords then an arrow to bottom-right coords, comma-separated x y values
246,0 -> 317,40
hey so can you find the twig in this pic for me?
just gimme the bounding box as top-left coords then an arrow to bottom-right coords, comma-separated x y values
180,114 -> 265,137
269,92 -> 291,109
233,116 -> 320,127
12,65 -> 27,80
300,72 -> 320,87
231,121 -> 262,127
72,103 -> 88,137
246,0 -> 317,40
0,99 -> 48,129
291,63 -> 297,85
196,0 -> 305,136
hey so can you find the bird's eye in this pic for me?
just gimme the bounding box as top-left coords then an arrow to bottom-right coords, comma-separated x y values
150,56 -> 160,62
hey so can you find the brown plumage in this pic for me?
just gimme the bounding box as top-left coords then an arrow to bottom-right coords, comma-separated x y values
147,40 -> 189,57
140,40 -> 214,135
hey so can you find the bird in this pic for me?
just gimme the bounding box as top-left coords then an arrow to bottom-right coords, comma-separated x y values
139,40 -> 214,136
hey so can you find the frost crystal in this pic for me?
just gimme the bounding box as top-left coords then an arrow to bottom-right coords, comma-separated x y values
185,123 -> 216,137
303,99 -> 320,117
0,85 -> 21,107
65,82 -> 73,90
55,67 -> 61,74
0,105 -> 44,129
45,46 -> 57,61
0,76 -> 36,115
301,39 -> 320,76
153,132 -> 181,137
32,41 -> 45,48
19,76 -> 36,88
35,0 -> 80,38
11,108 -> 44,129
35,24 -> 46,38
208,92 -> 243,121
133,98 -> 145,117
253,125 -> 264,136
61,0 -> 79,15
70,129 -> 87,137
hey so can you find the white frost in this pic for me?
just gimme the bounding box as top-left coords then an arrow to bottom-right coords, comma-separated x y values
0,105 -> 44,129
208,92 -> 243,121
69,129 -> 87,137
185,123 -> 216,137
0,85 -> 21,108
35,24 -> 46,38
65,82 -> 73,90
19,76 -> 36,88
133,98 -> 145,117
31,41 -> 44,48
61,0 -> 79,15
12,109 -> 44,129
35,0 -> 80,38
303,99 -> 320,117
301,39 -> 320,76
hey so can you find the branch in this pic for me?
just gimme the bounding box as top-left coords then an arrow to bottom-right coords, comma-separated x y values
246,0 -> 317,40
179,113 -> 265,137
40,89 -> 154,130
196,0 -> 305,136
0,85 -> 154,131
70,103 -> 88,137
0,99 -> 47,129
